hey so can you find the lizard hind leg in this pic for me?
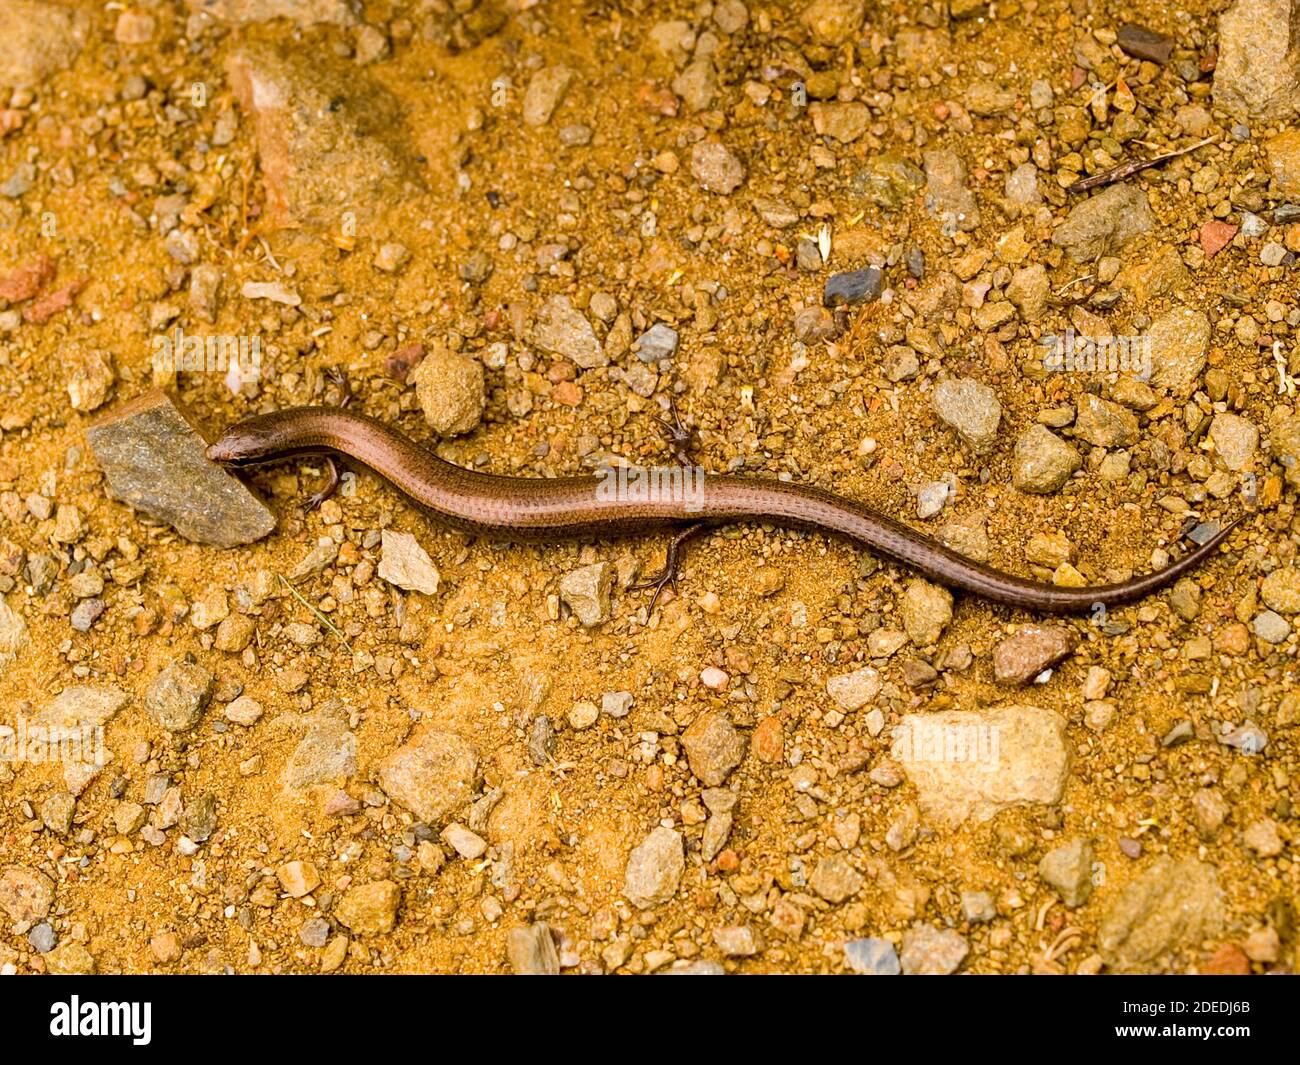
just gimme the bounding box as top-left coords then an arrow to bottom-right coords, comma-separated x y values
629,522 -> 708,615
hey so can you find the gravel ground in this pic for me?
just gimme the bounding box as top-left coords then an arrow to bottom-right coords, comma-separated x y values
0,0 -> 1296,975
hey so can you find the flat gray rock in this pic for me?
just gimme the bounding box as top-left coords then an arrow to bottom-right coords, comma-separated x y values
86,390 -> 275,547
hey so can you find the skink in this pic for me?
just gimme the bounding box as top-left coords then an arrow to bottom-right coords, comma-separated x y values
207,406 -> 1240,614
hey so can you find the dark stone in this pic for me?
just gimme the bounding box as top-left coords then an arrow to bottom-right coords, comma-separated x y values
1116,24 -> 1175,65
823,266 -> 882,308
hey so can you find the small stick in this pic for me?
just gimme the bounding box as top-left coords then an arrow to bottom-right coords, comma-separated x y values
1066,136 -> 1216,194
277,572 -> 353,654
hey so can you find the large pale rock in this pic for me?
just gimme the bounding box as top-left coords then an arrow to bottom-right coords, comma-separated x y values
0,597 -> 28,678
378,530 -> 441,595
36,686 -> 129,729
1213,0 -> 1300,120
1098,857 -> 1224,970
87,390 -> 275,547
1147,307 -> 1210,396
623,826 -> 684,909
413,344 -> 485,436
0,866 -> 55,924
378,729 -> 480,824
892,704 -> 1072,826
1051,185 -> 1154,263
532,296 -> 606,368
282,716 -> 357,790
226,43 -> 422,230
0,2 -> 89,88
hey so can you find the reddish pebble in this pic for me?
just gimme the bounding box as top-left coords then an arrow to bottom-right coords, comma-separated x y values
23,280 -> 84,323
0,255 -> 55,302
636,82 -> 679,117
385,342 -> 424,382
1200,944 -> 1251,975
715,849 -> 740,872
751,715 -> 784,763
1200,220 -> 1237,258
551,381 -> 582,406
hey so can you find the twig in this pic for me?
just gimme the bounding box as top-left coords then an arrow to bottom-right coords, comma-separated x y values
277,572 -> 353,654
1066,136 -> 1216,194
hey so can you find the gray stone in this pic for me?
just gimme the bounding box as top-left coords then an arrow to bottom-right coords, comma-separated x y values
844,937 -> 901,974
633,323 -> 679,363
932,377 -> 1002,453
533,296 -> 605,368
624,826 -> 684,909
144,657 -> 213,732
1012,425 -> 1082,494
559,562 -> 613,626
1253,610 -> 1290,644
1051,185 -> 1155,262
823,266 -> 882,307
1039,838 -> 1095,907
88,390 -> 275,547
